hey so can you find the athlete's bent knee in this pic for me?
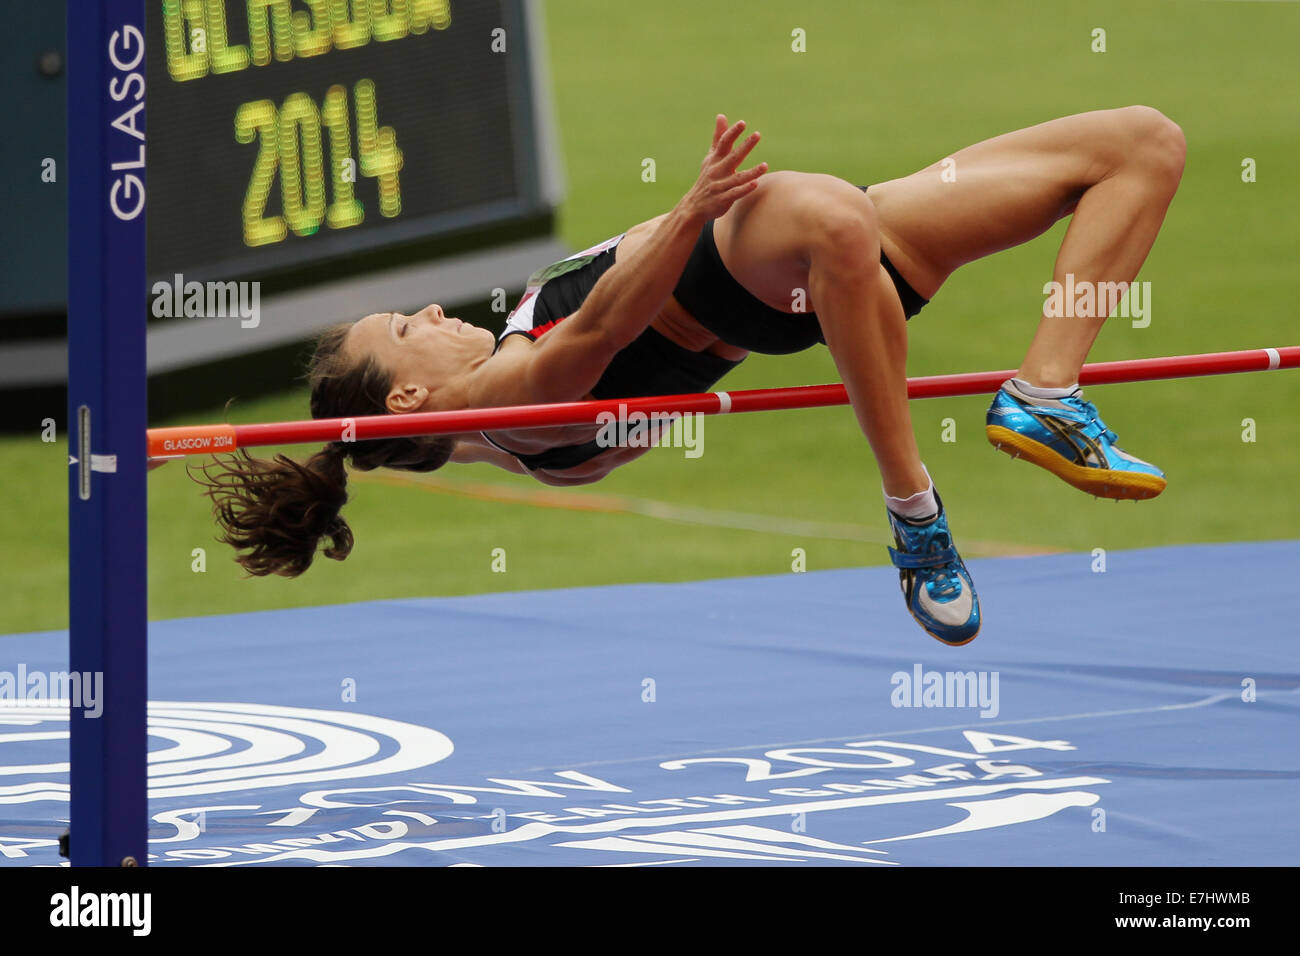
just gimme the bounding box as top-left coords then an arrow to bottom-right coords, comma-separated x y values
1122,105 -> 1187,186
806,190 -> 881,276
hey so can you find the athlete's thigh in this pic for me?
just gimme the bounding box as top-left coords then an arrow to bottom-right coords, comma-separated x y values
713,169 -> 877,311
867,109 -> 1132,297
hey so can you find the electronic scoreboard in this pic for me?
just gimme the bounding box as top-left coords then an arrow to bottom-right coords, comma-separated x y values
144,0 -> 555,287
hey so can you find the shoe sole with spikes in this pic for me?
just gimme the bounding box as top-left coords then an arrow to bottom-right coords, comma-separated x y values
986,424 -> 1166,500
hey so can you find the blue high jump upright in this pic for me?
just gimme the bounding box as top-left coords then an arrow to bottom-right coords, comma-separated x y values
66,0 -> 148,866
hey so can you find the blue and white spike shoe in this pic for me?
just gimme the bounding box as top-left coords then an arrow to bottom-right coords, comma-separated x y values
986,380 -> 1166,500
886,492 -> 981,646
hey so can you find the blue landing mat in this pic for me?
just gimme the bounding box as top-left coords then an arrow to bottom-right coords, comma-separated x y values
2,541 -> 1298,866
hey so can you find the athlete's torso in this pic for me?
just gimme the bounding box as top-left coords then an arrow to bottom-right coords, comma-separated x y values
499,215 -> 743,355
478,194 -> 926,481
481,216 -> 738,482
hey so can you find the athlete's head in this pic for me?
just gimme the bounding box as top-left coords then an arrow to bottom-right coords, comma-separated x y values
192,305 -> 490,578
346,303 -> 497,414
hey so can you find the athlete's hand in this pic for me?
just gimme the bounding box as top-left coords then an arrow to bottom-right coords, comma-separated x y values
680,115 -> 766,224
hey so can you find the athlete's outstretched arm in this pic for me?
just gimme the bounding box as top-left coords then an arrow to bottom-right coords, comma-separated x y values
472,116 -> 765,408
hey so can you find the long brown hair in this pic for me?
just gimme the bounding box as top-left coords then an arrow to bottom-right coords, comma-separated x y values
192,323 -> 453,577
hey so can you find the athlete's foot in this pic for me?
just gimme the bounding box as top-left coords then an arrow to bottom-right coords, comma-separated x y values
886,491 -> 981,646
985,379 -> 1166,500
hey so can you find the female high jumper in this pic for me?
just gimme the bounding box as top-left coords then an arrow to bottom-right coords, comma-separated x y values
197,108 -> 1186,646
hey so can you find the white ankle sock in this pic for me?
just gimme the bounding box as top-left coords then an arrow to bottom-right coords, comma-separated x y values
885,465 -> 938,521
1010,377 -> 1080,400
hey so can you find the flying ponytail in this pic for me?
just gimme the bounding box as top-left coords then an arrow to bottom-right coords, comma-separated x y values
191,323 -> 453,577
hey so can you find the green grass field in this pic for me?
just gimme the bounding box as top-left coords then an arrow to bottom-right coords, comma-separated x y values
3,0 -> 1297,634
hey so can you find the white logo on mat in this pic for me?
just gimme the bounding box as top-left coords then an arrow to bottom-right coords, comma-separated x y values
0,701 -> 453,803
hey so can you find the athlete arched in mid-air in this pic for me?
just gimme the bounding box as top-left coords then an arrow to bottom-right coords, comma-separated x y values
197,108 -> 1186,646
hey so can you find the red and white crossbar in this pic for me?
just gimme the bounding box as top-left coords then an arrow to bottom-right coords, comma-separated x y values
146,345 -> 1300,461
